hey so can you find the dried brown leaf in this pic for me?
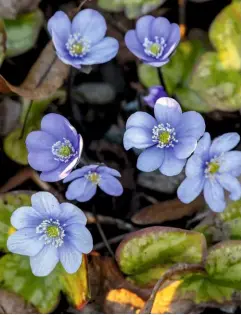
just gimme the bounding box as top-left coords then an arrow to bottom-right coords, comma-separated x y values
131,196 -> 205,225
0,290 -> 37,314
0,42 -> 69,100
0,0 -> 41,19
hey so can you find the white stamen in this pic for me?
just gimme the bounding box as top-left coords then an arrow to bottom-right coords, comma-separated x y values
36,219 -> 65,248
143,36 -> 166,59
152,122 -> 178,148
52,138 -> 77,163
66,33 -> 90,57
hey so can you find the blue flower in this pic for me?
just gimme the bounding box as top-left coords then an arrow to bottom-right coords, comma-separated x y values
123,97 -> 205,176
125,16 -> 180,67
143,86 -> 168,108
64,165 -> 123,202
47,9 -> 119,69
26,114 -> 83,182
178,132 -> 241,212
7,192 -> 93,276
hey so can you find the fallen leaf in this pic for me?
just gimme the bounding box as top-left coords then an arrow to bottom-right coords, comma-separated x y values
0,41 -> 69,100
0,290 -> 37,314
131,196 -> 205,225
0,0 -> 41,19
0,97 -> 21,136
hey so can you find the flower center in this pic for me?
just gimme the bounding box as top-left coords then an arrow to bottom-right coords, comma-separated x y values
143,36 -> 166,59
205,159 -> 220,178
85,171 -> 101,185
152,123 -> 178,148
36,219 -> 65,248
52,138 -> 77,163
66,33 -> 90,57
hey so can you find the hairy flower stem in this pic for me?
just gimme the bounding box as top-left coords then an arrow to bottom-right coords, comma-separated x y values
19,100 -> 33,140
157,67 -> 167,94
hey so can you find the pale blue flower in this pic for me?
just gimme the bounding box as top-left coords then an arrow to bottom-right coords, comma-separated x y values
178,132 -> 241,212
7,192 -> 93,276
143,86 -> 168,108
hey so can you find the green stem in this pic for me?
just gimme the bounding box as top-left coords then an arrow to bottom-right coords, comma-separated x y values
19,100 -> 33,140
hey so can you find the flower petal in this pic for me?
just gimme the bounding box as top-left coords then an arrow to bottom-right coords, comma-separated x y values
66,178 -> 96,202
217,173 -> 241,201
72,9 -> 106,45
162,24 -> 181,60
137,146 -> 164,172
126,112 -> 157,130
136,15 -> 155,42
30,246 -> 59,277
123,127 -> 153,150
28,151 -> 60,172
59,242 -> 83,274
154,97 -> 182,126
185,155 -> 205,178
219,151 -> 241,173
176,111 -> 205,140
11,207 -> 43,229
65,224 -> 93,254
31,192 -> 61,218
204,179 -> 226,212
173,137 -> 197,159
59,203 -> 87,226
63,165 -> 99,183
177,176 -> 205,203
210,133 -> 240,157
98,166 -> 121,177
151,17 -> 171,40
160,149 -> 186,176
195,132 -> 211,157
125,30 -> 153,61
78,37 -> 119,65
99,174 -> 123,196
76,185 -> 96,202
7,228 -> 44,256
26,131 -> 56,151
144,59 -> 169,67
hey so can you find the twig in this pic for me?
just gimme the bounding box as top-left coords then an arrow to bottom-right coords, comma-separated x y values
92,205 -> 116,259
94,233 -> 128,251
141,263 -> 205,314
157,67 -> 167,92
19,100 -> 33,140
178,0 -> 187,39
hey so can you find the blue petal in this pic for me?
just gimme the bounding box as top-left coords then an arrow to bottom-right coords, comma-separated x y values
210,133 -> 240,157
136,15 -> 155,42
65,224 -> 93,254
177,176 -> 205,203
154,97 -> 182,127
66,178 -> 97,202
99,174 -> 123,196
150,17 -> 171,41
185,155 -> 205,178
28,151 -> 60,172
137,146 -> 164,172
26,131 -> 56,151
162,24 -> 181,60
48,11 -> 71,55
63,165 -> 99,183
217,174 -> 241,201
125,30 -> 153,62
31,192 -> 61,218
59,242 -> 83,274
72,9 -> 106,45
78,37 -> 119,65
123,127 -> 153,150
30,245 -> 59,277
11,206 -> 43,229
144,59 -> 169,67
59,203 -> 87,226
98,166 -> 121,178
76,184 -> 96,202
194,132 -> 211,157
204,179 -> 226,212
7,228 -> 44,256
160,149 -> 186,176
173,137 -> 197,159
126,112 -> 157,130
176,111 -> 205,140
219,151 -> 241,173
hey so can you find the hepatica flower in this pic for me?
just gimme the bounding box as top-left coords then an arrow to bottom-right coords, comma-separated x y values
64,165 -> 123,202
125,16 -> 180,67
178,133 -> 241,212
26,114 -> 83,182
48,9 -> 119,69
143,86 -> 168,108
123,97 -> 205,176
7,192 -> 93,276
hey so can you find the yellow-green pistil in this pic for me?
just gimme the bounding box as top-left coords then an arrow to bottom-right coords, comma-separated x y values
72,43 -> 84,55
159,131 -> 170,145
58,145 -> 72,157
207,161 -> 220,175
149,43 -> 161,56
87,172 -> 101,184
46,225 -> 60,238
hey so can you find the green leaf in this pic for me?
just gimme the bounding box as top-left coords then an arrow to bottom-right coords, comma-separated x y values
4,10 -> 43,58
176,88 -> 212,113
205,241 -> 241,287
0,254 -> 61,313
98,0 -> 124,12
209,2 -> 241,70
115,227 -> 207,275
138,63 -> 159,88
0,191 -> 31,251
190,52 -> 241,111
